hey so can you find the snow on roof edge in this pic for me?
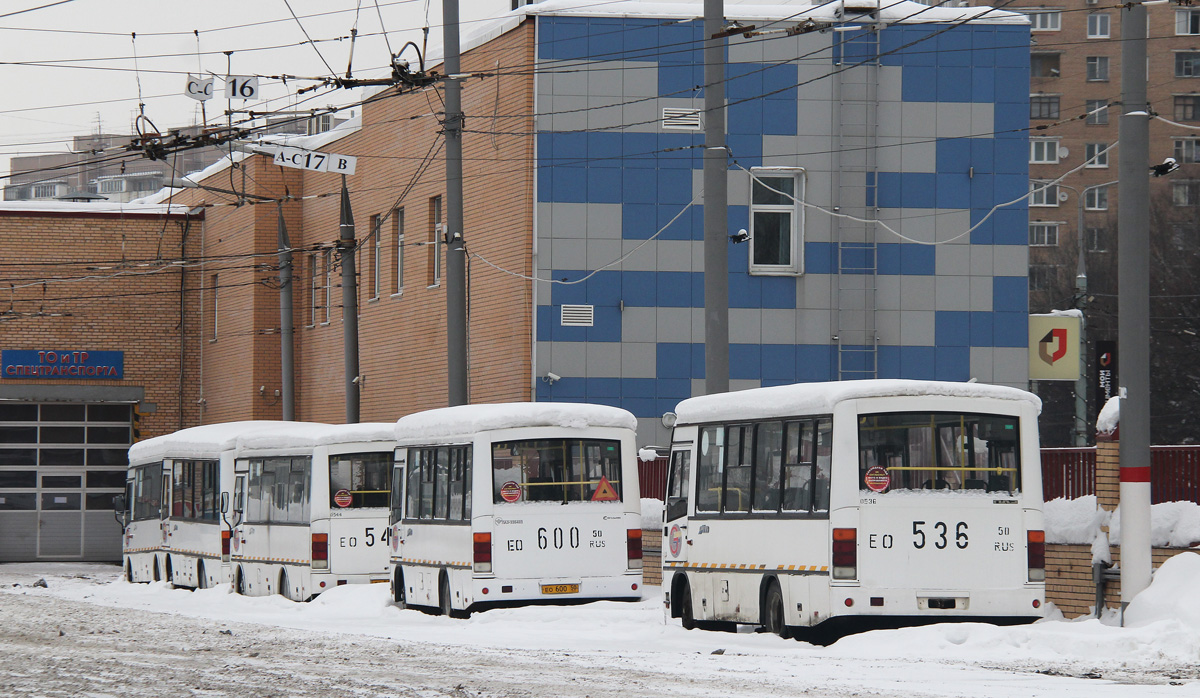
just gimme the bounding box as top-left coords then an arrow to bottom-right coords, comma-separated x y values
0,200 -> 191,215
394,402 -> 637,442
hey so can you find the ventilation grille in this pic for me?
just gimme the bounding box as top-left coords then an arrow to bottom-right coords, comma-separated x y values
560,304 -> 594,327
662,108 -> 701,130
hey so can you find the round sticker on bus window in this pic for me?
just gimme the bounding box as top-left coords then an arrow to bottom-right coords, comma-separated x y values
864,466 -> 890,492
500,480 -> 522,502
334,489 -> 353,508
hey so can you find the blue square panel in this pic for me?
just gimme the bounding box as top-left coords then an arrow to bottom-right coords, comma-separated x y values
902,66 -> 938,102
657,343 -> 691,379
934,346 -> 970,381
760,276 -> 797,309
588,168 -> 622,204
993,311 -> 1028,347
762,344 -> 797,382
730,344 -> 762,380
623,169 -> 657,205
658,271 -> 694,307
993,276 -> 1028,312
900,346 -> 936,380
936,311 -> 970,347
621,270 -> 656,306
970,311 -> 994,347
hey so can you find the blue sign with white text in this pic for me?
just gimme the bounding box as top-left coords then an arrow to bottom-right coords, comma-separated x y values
2,350 -> 124,379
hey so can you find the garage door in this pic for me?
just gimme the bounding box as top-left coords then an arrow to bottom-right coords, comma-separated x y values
0,402 -> 130,562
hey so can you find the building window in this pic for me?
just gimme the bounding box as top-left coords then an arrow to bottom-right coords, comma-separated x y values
1178,9 -> 1200,35
1030,139 -> 1060,164
33,183 -> 60,198
369,214 -> 381,301
322,249 -> 333,324
1086,100 -> 1108,125
307,253 -> 318,327
1086,227 -> 1108,253
1175,95 -> 1200,122
1175,138 -> 1200,164
1085,143 -> 1110,168
1029,223 -> 1060,247
1025,10 -> 1061,31
428,196 -> 442,288
1029,265 -> 1059,291
1176,52 -> 1200,77
1086,56 -> 1109,82
1173,181 -> 1200,206
1088,13 -> 1110,38
392,208 -> 404,295
1171,224 -> 1193,248
1031,95 -> 1060,119
749,168 -> 805,275
1085,186 -> 1109,211
209,273 -> 219,341
1030,180 -> 1059,207
1031,54 -> 1061,78
99,179 -> 125,194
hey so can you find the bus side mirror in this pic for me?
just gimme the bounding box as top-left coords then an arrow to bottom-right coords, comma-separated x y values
220,492 -> 229,514
113,494 -> 126,512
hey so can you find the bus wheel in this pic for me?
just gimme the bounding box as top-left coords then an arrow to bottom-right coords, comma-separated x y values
197,561 -> 207,590
438,573 -> 452,617
680,584 -> 697,630
153,557 -> 161,582
764,582 -> 790,639
124,561 -> 133,583
393,571 -> 407,609
234,567 -> 246,595
165,557 -> 175,587
278,569 -> 290,600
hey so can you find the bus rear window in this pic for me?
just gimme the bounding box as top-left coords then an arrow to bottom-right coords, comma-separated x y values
491,438 -> 622,504
329,452 -> 392,509
858,412 -> 1020,494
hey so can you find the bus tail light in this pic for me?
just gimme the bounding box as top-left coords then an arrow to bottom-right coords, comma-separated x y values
627,529 -> 643,570
473,532 -> 492,573
1027,530 -> 1046,582
832,528 -> 857,580
221,530 -> 231,562
312,533 -> 329,570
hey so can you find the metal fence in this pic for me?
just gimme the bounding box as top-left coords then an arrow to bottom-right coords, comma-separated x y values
1041,448 -> 1097,501
638,457 -> 669,501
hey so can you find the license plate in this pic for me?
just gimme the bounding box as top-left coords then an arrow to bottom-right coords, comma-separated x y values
541,583 -> 579,595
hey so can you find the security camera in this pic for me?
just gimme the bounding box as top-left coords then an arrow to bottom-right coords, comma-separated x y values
544,372 -> 561,384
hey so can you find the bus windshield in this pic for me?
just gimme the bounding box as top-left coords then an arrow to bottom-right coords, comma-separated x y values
857,411 -> 1020,494
491,438 -> 622,504
329,451 -> 391,509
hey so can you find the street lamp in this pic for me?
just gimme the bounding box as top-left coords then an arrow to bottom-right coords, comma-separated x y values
1055,179 -> 1118,446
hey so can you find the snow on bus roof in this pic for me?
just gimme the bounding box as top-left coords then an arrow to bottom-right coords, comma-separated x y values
235,422 -> 396,452
128,420 -> 299,464
393,402 -> 637,442
673,379 -> 1041,425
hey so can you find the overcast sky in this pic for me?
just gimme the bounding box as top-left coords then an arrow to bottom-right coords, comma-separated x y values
0,0 -> 506,178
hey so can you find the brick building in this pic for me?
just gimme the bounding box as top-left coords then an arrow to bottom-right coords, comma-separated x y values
163,0 -> 1035,447
0,202 -> 202,561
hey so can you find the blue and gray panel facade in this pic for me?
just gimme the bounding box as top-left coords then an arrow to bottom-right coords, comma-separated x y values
531,12 -> 1031,444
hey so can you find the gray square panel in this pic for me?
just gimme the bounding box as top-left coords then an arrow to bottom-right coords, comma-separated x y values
657,307 -> 694,343
993,245 -> 1029,277
935,276 -> 971,311
730,308 -> 763,343
761,309 -> 797,344
992,347 -> 1030,387
551,203 -> 588,239
899,276 -> 936,310
587,99 -> 627,131
936,242 -> 971,276
588,64 -> 624,97
730,379 -> 762,393
899,310 -> 936,346
877,66 -> 903,102
934,210 -> 972,241
586,341 -> 622,377
622,62 -> 659,98
798,273 -> 833,309
657,241 -> 695,272
970,276 -> 993,311
729,36 -> 764,63
875,275 -> 901,310
691,308 -> 706,343
552,341 -> 588,375
798,101 -> 834,137
876,310 -> 901,344
621,342 -> 657,379
587,203 -> 623,239
622,307 -> 658,342
900,141 -> 937,174
551,239 -> 587,269
796,309 -> 832,344
620,240 -> 657,272
970,245 -> 995,276
901,102 -> 938,139
587,239 -> 623,269
936,104 -> 973,139
971,103 -> 995,133
535,341 -> 552,374
970,347 -> 995,383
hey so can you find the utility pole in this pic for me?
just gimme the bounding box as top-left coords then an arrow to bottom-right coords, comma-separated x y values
1117,1 -> 1152,614
339,177 -> 361,423
277,202 -> 295,420
444,0 -> 468,407
703,0 -> 729,396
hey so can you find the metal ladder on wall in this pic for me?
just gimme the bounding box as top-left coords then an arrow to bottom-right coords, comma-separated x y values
831,4 -> 881,381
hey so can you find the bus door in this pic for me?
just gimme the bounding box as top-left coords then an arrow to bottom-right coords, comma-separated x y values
161,465 -> 172,551
231,472 -> 246,561
663,446 -> 691,568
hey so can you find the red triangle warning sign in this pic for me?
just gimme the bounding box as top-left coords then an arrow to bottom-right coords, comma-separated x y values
591,476 -> 619,502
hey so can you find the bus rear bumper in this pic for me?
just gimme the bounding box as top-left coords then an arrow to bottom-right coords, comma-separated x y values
471,573 -> 643,605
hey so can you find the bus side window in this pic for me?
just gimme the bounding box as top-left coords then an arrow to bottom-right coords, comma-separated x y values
813,418 -> 832,512
695,427 -> 723,513
752,421 -> 783,512
665,450 -> 690,521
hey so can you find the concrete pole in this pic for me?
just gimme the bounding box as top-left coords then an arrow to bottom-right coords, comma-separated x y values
277,202 -> 295,421
703,0 -> 729,396
339,177 -> 361,423
1117,1 -> 1152,613
444,0 -> 469,406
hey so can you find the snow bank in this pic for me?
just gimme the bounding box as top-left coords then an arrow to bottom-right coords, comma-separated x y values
1043,496 -> 1108,545
641,498 -> 664,529
1097,396 -> 1120,434
675,379 -> 1040,425
1124,552 -> 1200,629
1110,500 -> 1200,549
394,402 -> 637,441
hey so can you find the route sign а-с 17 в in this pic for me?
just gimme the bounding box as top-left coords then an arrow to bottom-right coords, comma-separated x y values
273,146 -> 357,175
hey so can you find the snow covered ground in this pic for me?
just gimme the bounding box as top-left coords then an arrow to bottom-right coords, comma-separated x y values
3,558 -> 1200,696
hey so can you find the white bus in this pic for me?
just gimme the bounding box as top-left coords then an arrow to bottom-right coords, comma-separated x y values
661,379 -> 1045,640
230,422 -> 395,600
119,422 -> 287,587
388,403 -> 643,617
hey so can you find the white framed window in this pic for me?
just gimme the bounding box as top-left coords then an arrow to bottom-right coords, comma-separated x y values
1086,56 -> 1109,82
307,253 -> 319,327
1175,138 -> 1200,164
369,214 -> 381,301
99,179 -> 125,194
1087,13 -> 1110,38
33,184 -> 59,198
1086,227 -> 1108,252
1031,53 -> 1060,78
1178,9 -> 1200,35
1029,222 -> 1060,247
322,249 -> 333,324
210,273 -> 219,341
1176,52 -> 1200,77
1175,95 -> 1200,122
1031,95 -> 1060,119
1030,180 -> 1059,207
748,167 -> 805,275
1025,10 -> 1061,31
1085,143 -> 1110,168
428,196 -> 442,288
1029,264 -> 1059,291
392,207 -> 405,296
1085,186 -> 1108,211
1030,139 -> 1060,164
1086,100 -> 1109,125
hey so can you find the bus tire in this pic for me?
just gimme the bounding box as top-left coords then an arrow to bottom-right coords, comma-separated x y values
197,561 -> 207,590
680,584 -> 697,630
393,570 -> 407,609
153,556 -> 161,582
124,561 -> 133,583
234,567 -> 246,595
764,581 -> 790,639
165,556 -> 175,587
439,572 -> 452,617
278,569 -> 289,600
